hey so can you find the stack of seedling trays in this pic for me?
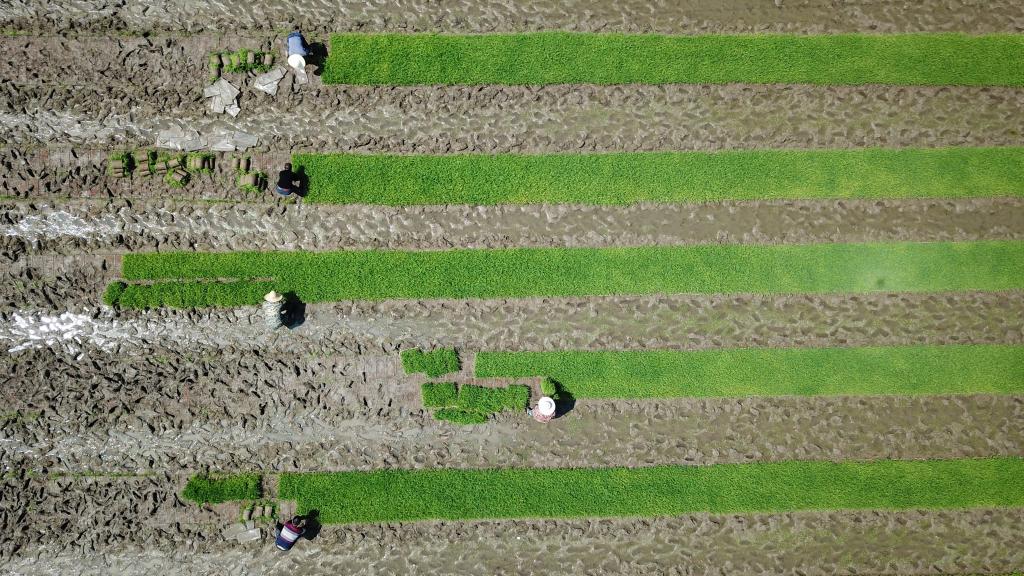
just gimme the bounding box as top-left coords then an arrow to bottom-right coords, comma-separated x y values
209,48 -> 275,79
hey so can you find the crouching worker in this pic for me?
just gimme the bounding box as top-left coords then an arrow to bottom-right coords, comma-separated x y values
275,516 -> 306,551
276,163 -> 298,197
527,396 -> 556,423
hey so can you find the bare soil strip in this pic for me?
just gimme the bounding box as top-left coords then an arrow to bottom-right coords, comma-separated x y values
3,0 -> 1023,35
5,199 -> 1024,255
4,82 -> 1024,152
3,346 -> 1022,473
5,259 -> 1023,352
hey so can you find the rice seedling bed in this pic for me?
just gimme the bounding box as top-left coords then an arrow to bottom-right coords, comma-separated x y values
474,345 -> 1024,398
278,457 -> 1024,524
323,32 -> 1024,86
293,147 -> 1024,205
402,348 -> 461,377
182,473 -> 262,504
109,241 -> 1024,308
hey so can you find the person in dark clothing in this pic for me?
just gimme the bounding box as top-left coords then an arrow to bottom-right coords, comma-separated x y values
276,163 -> 298,196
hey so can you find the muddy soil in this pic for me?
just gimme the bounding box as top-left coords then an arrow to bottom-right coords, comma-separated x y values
0,473 -> 227,561
3,33 -> 1024,154
4,198 -> 1024,254
3,0 -> 1024,35
5,274 -> 1023,354
5,502 -> 1022,575
3,344 -> 1022,474
5,84 -> 1024,153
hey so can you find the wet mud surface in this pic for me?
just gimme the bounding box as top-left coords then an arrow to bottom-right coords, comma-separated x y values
3,343 -> 1022,474
0,473 -> 227,561
5,83 -> 1024,153
4,198 -> 1024,254
4,284 -> 1023,355
5,504 -> 1023,575
3,33 -> 1024,154
3,0 -> 1024,35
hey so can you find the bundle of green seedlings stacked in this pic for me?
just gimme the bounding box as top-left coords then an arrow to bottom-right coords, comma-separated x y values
182,473 -> 261,504
209,48 -> 275,76
277,457 -> 1024,523
292,147 -> 1024,205
401,348 -> 460,378
475,345 -> 1024,398
322,32 -> 1024,86
421,382 -> 530,424
107,240 -> 1024,308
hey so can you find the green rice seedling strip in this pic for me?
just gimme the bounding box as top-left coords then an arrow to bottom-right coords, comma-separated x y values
456,384 -> 530,413
323,32 -> 1024,86
421,383 -> 458,408
293,147 -> 1024,205
112,280 -> 274,309
278,457 -> 1024,524
113,241 -> 1024,307
401,348 -> 461,377
182,473 -> 261,504
433,409 -> 488,425
475,345 -> 1024,398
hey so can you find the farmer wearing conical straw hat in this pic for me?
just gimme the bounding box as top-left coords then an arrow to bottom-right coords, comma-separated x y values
527,396 -> 556,423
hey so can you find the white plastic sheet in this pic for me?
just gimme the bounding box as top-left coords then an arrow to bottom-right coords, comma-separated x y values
253,67 -> 288,96
204,78 -> 240,115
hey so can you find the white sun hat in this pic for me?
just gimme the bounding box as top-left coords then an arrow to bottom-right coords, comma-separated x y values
537,396 -> 556,416
287,54 -> 306,70
264,291 -> 284,303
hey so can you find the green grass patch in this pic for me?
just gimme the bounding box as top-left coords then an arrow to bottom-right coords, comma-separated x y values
293,147 -> 1024,205
402,348 -> 461,377
109,280 -> 274,309
456,384 -> 530,413
475,345 -> 1024,398
433,408 -> 489,425
323,32 -> 1024,86
421,382 -> 458,408
423,383 -> 530,425
182,473 -> 262,504
111,241 -> 1024,307
278,457 -> 1024,524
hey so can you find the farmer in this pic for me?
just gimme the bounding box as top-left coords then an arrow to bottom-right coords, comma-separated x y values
275,515 -> 306,551
527,396 -> 556,423
276,163 -> 298,196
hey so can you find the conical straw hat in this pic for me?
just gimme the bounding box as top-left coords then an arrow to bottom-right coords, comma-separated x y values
537,397 -> 556,416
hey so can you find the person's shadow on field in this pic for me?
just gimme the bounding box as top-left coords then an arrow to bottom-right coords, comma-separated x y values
544,378 -> 576,418
282,291 -> 306,329
293,165 -> 309,197
307,43 -> 327,76
303,510 -> 322,541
